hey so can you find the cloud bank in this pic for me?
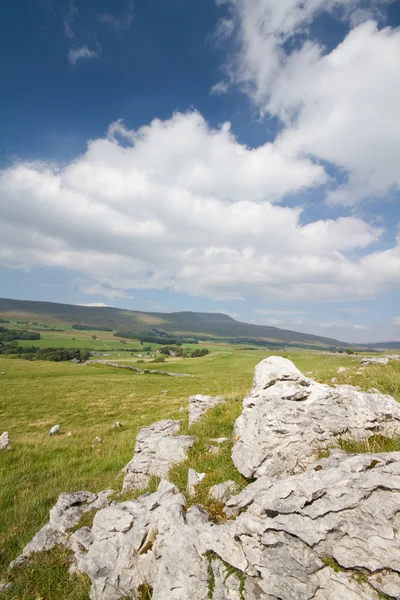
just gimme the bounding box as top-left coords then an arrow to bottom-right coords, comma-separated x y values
1,111 -> 398,301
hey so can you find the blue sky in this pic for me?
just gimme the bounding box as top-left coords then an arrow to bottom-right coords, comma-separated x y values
1,0 -> 400,343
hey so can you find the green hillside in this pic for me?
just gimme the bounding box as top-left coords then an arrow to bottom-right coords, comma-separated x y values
0,297 -> 352,348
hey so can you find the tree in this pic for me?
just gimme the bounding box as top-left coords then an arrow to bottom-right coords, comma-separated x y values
191,348 -> 209,358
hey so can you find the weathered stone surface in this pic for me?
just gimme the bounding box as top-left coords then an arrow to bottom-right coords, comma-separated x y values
369,570 -> 400,598
9,357 -> 400,599
360,356 -> 389,365
211,437 -> 228,445
208,481 -> 238,503
121,420 -> 195,492
232,356 -> 400,479
337,367 -> 347,373
87,360 -> 193,377
187,468 -> 205,497
73,480 -> 211,600
10,490 -> 113,567
189,394 -> 225,427
211,558 -> 243,600
210,450 -> 400,600
0,432 -> 11,451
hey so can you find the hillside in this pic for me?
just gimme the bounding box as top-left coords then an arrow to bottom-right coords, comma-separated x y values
362,341 -> 400,350
0,297 -> 352,348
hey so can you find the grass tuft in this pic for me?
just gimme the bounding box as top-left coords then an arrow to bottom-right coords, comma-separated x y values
0,548 -> 90,600
339,435 -> 400,454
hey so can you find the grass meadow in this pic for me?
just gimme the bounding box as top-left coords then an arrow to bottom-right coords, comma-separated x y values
1,345 -> 400,598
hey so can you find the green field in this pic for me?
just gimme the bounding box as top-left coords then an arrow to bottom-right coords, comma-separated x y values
1,346 -> 400,599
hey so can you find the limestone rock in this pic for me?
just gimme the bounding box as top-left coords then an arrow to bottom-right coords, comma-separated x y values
211,450 -> 400,600
0,432 -> 11,451
74,480 -> 211,600
232,356 -> 400,479
49,424 -> 60,436
187,468 -> 206,497
211,437 -> 228,445
208,481 -> 238,503
189,394 -> 224,427
369,570 -> 400,598
360,357 -> 389,366
10,451 -> 400,600
121,420 -> 195,492
211,558 -> 243,600
10,490 -> 113,567
337,367 -> 347,373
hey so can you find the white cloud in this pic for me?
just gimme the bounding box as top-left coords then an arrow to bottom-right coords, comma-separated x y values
211,81 -> 230,95
0,111 -> 398,302
79,302 -> 110,307
64,0 -> 79,39
79,282 -> 133,299
254,309 -> 310,315
97,0 -> 134,33
264,319 -> 283,325
394,317 -> 400,326
219,0 -> 400,204
68,46 -> 100,65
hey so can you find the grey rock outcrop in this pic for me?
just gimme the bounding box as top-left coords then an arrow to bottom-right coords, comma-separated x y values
121,420 -> 195,492
0,432 -> 11,451
87,360 -> 193,377
360,356 -> 389,366
9,357 -> 400,600
73,480 -> 211,600
187,468 -> 205,497
189,394 -> 225,427
10,490 -> 113,568
211,449 -> 400,600
208,480 -> 238,503
232,356 -> 400,479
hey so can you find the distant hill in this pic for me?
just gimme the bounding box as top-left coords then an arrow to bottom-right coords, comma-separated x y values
362,341 -> 400,350
0,297 -> 352,348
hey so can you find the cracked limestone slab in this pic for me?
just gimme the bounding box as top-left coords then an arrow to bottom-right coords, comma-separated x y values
188,394 -> 225,427
10,490 -> 113,568
201,450 -> 400,600
121,420 -> 195,492
208,481 -> 238,503
232,356 -> 400,479
73,480 -> 211,600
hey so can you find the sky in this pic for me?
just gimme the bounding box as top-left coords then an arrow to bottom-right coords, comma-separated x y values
1,0 -> 400,343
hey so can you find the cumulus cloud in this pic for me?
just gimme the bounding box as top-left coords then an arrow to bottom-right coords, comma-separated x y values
1,111 -> 398,302
67,45 -> 100,65
218,0 -> 400,204
394,317 -> 400,326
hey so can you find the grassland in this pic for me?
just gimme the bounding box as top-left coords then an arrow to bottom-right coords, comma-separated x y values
1,342 -> 400,599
